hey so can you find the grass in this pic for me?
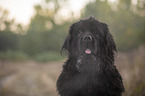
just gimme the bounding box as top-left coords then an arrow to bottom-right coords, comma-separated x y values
0,50 -> 30,61
0,50 -> 64,62
34,51 -> 65,62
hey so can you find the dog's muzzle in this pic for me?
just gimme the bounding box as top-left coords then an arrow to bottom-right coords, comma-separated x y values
82,34 -> 93,54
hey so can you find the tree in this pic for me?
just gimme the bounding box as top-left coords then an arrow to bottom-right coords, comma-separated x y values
23,0 -> 72,55
0,7 -> 25,51
81,0 -> 145,51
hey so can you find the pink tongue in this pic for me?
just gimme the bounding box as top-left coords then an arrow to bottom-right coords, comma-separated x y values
85,49 -> 91,54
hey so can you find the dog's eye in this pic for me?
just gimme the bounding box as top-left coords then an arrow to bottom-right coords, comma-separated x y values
95,34 -> 99,39
79,31 -> 83,34
78,31 -> 83,37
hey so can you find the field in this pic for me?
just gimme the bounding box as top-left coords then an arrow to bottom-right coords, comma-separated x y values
0,46 -> 145,96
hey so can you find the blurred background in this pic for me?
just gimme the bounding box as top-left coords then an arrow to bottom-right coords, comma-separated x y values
0,0 -> 144,96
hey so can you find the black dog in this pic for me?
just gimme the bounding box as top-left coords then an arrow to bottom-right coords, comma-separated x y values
57,16 -> 125,96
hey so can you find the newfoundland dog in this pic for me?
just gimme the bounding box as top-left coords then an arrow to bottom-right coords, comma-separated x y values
57,16 -> 125,96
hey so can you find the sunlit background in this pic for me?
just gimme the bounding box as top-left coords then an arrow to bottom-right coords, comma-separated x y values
0,0 -> 145,96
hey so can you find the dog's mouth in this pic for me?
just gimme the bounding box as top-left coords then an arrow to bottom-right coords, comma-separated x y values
82,36 -> 93,55
78,33 -> 97,55
85,49 -> 91,54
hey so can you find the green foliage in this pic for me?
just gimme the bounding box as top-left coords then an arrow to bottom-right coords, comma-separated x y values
0,31 -> 19,51
22,0 -> 72,55
0,1 -> 71,61
34,51 -> 64,62
0,0 -> 144,61
0,50 -> 30,60
81,0 -> 112,22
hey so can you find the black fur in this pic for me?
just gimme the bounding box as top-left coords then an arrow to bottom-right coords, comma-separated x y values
57,16 -> 125,96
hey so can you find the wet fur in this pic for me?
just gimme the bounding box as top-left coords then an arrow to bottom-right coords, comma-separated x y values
57,17 -> 125,96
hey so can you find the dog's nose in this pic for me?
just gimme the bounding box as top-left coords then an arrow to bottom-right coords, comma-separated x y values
83,35 -> 92,41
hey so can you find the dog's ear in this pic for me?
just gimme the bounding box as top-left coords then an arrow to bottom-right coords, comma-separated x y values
61,34 -> 71,53
102,23 -> 117,62
61,23 -> 76,54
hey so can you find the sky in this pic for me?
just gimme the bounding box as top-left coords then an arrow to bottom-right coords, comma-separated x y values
0,0 -> 41,25
0,0 -> 116,25
0,0 -> 92,25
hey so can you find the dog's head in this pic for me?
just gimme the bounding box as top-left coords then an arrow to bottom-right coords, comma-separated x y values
62,16 -> 116,64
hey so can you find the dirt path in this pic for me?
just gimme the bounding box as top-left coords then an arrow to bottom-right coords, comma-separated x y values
0,47 -> 145,96
0,60 -> 64,96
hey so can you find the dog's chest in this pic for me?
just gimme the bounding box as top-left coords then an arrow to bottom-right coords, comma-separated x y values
70,72 -> 102,89
63,72 -> 106,96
